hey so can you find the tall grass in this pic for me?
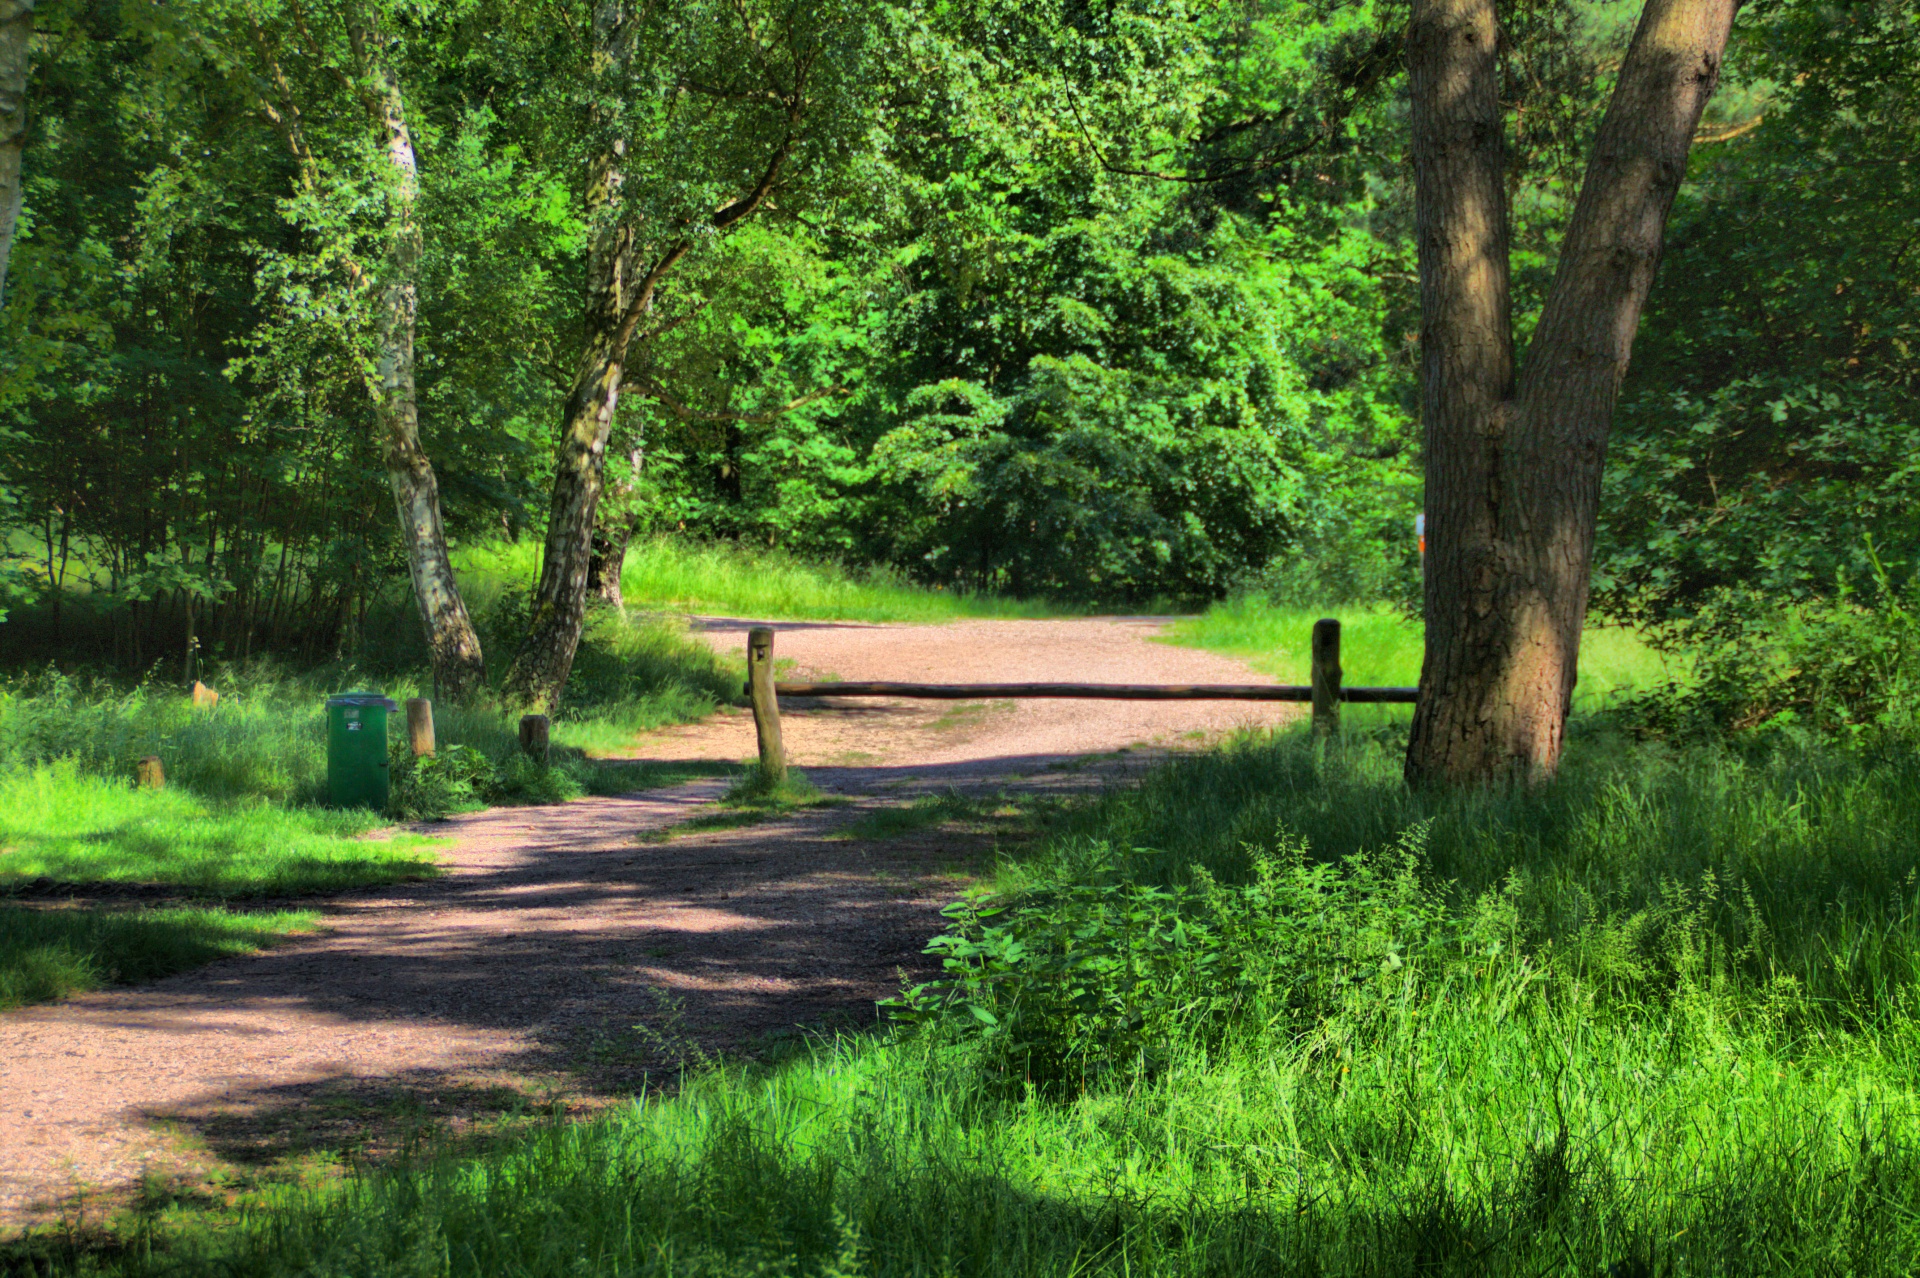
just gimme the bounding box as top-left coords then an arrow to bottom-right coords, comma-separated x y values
56,728 -> 1920,1276
456,538 -> 1063,623
98,986 -> 1920,1276
1165,597 -> 1686,711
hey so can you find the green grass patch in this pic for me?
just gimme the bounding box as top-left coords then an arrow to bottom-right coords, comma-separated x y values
0,763 -> 441,896
457,537 -> 1062,623
0,905 -> 320,1010
65,725 -> 1920,1276
1164,596 -> 1688,713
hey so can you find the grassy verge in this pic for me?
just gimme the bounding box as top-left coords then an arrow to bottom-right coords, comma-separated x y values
0,906 -> 321,1010
457,538 -> 1062,623
0,763 -> 439,895
1164,596 -> 1687,713
0,762 -> 438,1011
33,721 -> 1920,1275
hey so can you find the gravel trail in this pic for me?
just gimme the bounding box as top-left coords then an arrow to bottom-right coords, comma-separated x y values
0,616 -> 1298,1231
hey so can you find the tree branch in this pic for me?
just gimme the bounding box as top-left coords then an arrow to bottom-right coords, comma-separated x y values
629,374 -> 848,425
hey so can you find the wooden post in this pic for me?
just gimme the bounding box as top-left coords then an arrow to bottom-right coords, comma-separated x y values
190,680 -> 218,710
406,697 -> 435,757
136,755 -> 165,789
746,626 -> 786,784
1311,618 -> 1342,740
518,713 -> 550,766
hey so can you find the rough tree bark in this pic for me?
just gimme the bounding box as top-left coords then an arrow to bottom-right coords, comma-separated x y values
350,18 -> 487,701
1404,0 -> 1738,786
0,0 -> 31,306
587,442 -> 644,611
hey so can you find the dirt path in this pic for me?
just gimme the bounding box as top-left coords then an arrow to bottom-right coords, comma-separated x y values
0,617 -> 1297,1232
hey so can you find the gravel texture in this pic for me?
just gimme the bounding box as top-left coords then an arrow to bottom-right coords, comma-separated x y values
0,616 -> 1299,1231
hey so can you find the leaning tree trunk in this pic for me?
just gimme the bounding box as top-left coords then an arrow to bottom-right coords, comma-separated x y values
502,236 -> 666,710
500,0 -> 646,711
0,0 -> 32,306
363,42 -> 487,701
1404,0 -> 1737,786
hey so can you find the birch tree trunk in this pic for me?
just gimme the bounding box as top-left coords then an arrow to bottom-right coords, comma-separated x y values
357,29 -> 487,701
0,0 -> 31,306
1404,0 -> 1738,785
498,126 -> 647,711
503,0 -> 803,711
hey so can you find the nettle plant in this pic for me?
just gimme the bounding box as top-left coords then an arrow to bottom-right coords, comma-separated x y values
890,825 -> 1448,1094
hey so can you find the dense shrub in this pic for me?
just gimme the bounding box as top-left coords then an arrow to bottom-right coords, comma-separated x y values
893,827 -> 1443,1092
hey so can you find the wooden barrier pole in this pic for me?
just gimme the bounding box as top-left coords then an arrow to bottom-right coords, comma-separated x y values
746,626 -> 787,785
407,697 -> 436,757
518,713 -> 550,766
1311,618 -> 1342,739
136,755 -> 165,789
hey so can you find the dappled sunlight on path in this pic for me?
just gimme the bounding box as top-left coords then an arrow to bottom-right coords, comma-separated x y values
0,616 -> 1300,1232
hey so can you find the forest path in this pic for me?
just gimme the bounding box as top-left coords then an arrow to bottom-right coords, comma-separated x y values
0,616 -> 1297,1234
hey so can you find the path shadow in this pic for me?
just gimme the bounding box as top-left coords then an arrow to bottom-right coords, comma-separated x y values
62,748 -> 1141,1198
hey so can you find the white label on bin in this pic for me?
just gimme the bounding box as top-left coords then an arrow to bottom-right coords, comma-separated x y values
347,723 -> 361,731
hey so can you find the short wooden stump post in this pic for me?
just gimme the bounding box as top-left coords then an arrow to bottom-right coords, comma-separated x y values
746,626 -> 786,785
518,713 -> 550,766
136,755 -> 165,789
190,681 -> 218,710
1311,618 -> 1342,740
406,697 -> 436,757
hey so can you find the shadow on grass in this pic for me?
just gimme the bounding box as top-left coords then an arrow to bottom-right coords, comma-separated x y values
582,758 -> 742,797
15,1098 -> 1919,1277
0,904 -> 319,1010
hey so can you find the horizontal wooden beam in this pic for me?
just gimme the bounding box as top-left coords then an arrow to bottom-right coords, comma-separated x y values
762,681 -> 1418,704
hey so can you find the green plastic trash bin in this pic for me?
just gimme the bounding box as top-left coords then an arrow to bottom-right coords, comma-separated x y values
327,692 -> 398,809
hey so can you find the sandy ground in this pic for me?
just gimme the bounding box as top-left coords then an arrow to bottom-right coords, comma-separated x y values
0,616 -> 1297,1232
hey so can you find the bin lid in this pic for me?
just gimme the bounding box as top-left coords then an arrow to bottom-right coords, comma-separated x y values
327,692 -> 399,710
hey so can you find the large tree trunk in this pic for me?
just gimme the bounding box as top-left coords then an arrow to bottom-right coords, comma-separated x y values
360,34 -> 487,701
1404,0 -> 1737,786
0,0 -> 31,306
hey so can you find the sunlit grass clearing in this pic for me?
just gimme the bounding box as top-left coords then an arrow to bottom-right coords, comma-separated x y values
455,538 -> 1065,623
78,732 -> 1920,1276
0,763 -> 442,895
1164,597 -> 1687,711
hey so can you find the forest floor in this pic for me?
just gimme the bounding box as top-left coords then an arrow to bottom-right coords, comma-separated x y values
0,616 -> 1298,1235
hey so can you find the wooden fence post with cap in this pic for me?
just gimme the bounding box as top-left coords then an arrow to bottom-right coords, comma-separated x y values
1311,618 -> 1342,740
746,626 -> 787,785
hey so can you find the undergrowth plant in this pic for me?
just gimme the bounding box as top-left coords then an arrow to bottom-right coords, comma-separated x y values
892,827 -> 1445,1094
